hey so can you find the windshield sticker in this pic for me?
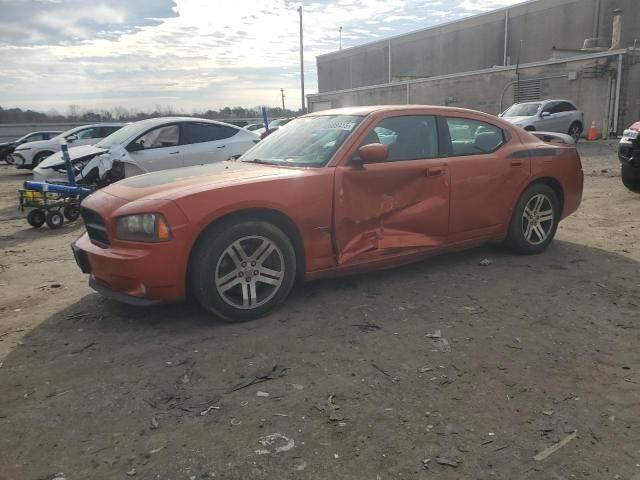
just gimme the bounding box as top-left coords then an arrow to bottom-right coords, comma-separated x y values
325,120 -> 356,131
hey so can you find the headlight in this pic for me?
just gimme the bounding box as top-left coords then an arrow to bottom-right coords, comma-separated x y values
116,213 -> 172,242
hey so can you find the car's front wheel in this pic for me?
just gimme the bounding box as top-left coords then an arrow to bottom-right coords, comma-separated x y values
506,183 -> 560,254
568,121 -> 582,143
189,219 -> 297,322
32,151 -> 53,168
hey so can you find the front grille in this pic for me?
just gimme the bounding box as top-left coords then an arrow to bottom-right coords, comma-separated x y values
81,208 -> 110,246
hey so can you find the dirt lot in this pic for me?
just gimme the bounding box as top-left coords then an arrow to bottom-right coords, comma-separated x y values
0,140 -> 638,480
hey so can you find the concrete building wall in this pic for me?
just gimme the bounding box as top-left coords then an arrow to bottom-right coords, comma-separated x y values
316,0 -> 640,93
310,52 -> 636,136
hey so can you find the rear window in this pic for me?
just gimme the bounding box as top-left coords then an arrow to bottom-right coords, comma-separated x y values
446,117 -> 505,156
184,123 -> 238,144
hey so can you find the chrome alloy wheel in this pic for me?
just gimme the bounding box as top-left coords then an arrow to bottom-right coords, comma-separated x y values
522,193 -> 555,245
214,236 -> 285,309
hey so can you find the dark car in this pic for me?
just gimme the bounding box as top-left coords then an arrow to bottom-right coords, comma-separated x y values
0,131 -> 62,164
619,121 -> 640,192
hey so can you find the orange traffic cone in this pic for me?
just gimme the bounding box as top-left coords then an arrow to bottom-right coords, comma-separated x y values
587,120 -> 598,141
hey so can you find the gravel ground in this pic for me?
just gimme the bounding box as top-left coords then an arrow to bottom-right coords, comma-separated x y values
0,140 -> 638,480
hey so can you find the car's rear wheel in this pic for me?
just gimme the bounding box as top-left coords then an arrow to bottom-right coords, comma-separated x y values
506,183 -> 559,254
32,151 -> 53,168
568,121 -> 582,143
4,154 -> 15,165
621,165 -> 640,193
189,219 -> 297,322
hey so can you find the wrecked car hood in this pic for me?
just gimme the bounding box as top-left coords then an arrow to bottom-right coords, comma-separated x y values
103,161 -> 310,201
38,145 -> 109,169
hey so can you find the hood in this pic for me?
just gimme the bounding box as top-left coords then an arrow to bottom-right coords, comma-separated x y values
629,121 -> 640,131
13,139 -> 54,151
104,161 -> 310,201
502,116 -> 531,124
37,145 -> 109,169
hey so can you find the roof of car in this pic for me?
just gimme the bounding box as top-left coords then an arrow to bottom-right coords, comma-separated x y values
306,105 -> 500,117
514,99 -> 575,105
126,117 -> 239,127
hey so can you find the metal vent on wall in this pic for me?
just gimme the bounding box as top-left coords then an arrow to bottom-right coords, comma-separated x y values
514,79 -> 542,103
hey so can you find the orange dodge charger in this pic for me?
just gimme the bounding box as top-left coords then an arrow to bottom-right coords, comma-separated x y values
72,106 -> 583,321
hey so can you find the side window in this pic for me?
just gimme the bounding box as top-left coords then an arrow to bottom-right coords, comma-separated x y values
542,102 -> 557,114
26,133 -> 45,141
74,127 -> 101,140
184,123 -> 238,144
446,117 -> 505,156
133,125 -> 180,150
101,126 -> 122,137
359,115 -> 438,161
556,102 -> 575,113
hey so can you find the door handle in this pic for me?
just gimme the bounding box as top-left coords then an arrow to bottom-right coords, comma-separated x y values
511,160 -> 523,167
425,166 -> 444,177
216,145 -> 227,149
168,151 -> 180,155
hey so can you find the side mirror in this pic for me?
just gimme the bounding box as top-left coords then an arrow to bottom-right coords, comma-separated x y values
356,143 -> 389,164
540,111 -> 551,118
66,134 -> 78,143
127,141 -> 143,152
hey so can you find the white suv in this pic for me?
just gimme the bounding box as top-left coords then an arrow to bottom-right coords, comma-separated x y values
12,123 -> 125,169
34,117 -> 260,185
500,99 -> 584,141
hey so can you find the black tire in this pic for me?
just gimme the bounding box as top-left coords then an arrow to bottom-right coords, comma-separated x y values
45,211 -> 64,230
568,121 -> 582,143
189,219 -> 297,322
63,204 -> 81,221
27,209 -> 45,228
505,183 -> 560,254
32,151 -> 53,168
621,165 -> 640,193
4,154 -> 15,165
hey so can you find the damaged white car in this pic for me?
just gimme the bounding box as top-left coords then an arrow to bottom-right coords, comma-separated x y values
33,117 -> 260,185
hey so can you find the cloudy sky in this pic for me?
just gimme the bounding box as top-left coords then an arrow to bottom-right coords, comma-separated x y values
0,0 -> 527,113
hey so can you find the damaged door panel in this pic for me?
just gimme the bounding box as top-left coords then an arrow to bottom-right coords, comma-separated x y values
333,114 -> 450,265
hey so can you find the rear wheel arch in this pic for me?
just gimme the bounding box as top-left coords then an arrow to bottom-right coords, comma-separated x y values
531,177 -> 565,217
507,176 -> 565,231
187,208 -> 306,283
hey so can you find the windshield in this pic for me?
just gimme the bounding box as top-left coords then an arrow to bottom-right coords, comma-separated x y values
96,122 -> 144,148
503,103 -> 541,117
241,115 -> 364,167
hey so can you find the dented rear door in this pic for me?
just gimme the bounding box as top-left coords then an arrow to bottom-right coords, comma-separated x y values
333,114 -> 450,265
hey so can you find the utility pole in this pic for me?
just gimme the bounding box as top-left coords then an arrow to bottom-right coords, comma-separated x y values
298,5 -> 305,113
281,88 -> 286,111
339,26 -> 342,50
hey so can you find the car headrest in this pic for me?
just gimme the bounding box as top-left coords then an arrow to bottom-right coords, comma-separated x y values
474,131 -> 502,153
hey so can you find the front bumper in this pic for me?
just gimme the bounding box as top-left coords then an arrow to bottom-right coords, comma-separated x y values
72,232 -> 188,304
33,166 -> 66,183
618,139 -> 640,169
13,153 -> 29,169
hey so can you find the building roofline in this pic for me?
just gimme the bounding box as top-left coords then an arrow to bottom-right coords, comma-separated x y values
317,0 -> 550,60
308,49 -> 628,99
